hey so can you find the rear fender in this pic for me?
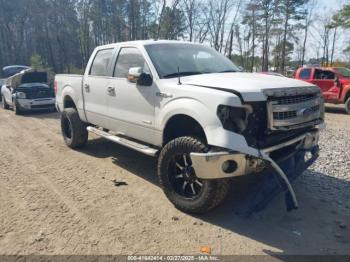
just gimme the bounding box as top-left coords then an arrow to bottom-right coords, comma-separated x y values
61,85 -> 87,122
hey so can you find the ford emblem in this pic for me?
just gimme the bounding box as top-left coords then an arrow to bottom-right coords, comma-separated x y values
297,107 -> 313,117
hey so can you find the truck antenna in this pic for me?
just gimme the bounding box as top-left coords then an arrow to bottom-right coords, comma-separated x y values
177,66 -> 182,85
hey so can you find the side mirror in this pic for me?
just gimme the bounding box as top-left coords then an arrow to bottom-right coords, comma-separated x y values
128,67 -> 153,86
128,67 -> 142,83
137,73 -> 153,86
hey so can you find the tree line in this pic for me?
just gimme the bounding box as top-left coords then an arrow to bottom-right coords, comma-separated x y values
0,0 -> 349,75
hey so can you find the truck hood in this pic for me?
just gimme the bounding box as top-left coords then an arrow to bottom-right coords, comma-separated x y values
181,72 -> 316,101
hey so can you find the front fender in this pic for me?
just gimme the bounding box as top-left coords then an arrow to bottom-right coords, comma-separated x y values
157,97 -> 255,155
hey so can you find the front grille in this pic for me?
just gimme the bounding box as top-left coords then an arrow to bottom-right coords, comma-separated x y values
31,104 -> 55,109
26,90 -> 52,99
265,87 -> 324,130
271,94 -> 316,105
273,105 -> 320,120
17,88 -> 54,100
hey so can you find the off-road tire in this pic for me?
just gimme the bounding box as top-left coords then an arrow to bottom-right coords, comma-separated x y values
345,97 -> 350,115
158,136 -> 231,214
13,99 -> 22,115
61,108 -> 88,149
2,96 -> 9,110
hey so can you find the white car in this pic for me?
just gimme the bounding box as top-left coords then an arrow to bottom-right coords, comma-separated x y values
55,40 -> 325,214
1,70 -> 56,114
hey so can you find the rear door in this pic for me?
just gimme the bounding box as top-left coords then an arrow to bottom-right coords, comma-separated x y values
312,69 -> 335,93
83,48 -> 115,127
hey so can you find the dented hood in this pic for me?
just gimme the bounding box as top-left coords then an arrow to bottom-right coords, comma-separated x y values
181,72 -> 316,101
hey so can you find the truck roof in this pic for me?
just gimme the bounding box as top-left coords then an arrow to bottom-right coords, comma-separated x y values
96,40 -> 202,50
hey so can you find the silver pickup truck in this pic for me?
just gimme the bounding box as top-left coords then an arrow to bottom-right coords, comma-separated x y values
55,40 -> 325,214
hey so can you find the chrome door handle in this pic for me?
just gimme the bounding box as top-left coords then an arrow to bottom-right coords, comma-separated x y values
156,92 -> 173,98
84,84 -> 90,92
107,87 -> 116,96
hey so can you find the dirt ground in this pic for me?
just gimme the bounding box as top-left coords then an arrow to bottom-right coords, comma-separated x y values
0,103 -> 349,256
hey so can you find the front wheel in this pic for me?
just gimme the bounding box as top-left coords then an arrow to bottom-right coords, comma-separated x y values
61,108 -> 88,149
158,137 -> 231,214
13,99 -> 22,115
345,97 -> 350,115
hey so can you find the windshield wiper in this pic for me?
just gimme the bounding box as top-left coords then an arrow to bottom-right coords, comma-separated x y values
163,71 -> 203,78
218,70 -> 237,73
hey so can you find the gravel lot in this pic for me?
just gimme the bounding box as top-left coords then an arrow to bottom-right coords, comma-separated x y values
0,103 -> 349,256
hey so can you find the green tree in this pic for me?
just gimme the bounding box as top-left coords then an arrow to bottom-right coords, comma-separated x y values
30,53 -> 45,70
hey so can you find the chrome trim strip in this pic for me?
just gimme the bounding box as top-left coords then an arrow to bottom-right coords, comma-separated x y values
261,134 -> 307,154
273,111 -> 321,127
87,126 -> 158,156
272,98 -> 320,112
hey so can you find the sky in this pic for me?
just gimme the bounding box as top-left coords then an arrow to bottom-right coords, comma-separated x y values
306,0 -> 348,61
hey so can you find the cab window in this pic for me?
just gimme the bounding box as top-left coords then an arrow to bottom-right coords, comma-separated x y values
314,69 -> 335,80
89,48 -> 114,76
113,48 -> 150,78
299,68 -> 311,79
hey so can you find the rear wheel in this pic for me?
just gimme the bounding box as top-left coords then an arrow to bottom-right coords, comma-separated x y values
345,97 -> 350,115
158,136 -> 231,214
61,108 -> 88,148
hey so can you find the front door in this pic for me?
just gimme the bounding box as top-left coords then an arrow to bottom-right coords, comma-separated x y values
313,69 -> 335,93
106,47 -> 156,145
83,48 -> 115,127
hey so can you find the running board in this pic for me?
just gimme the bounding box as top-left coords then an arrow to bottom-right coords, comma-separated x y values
87,126 -> 158,156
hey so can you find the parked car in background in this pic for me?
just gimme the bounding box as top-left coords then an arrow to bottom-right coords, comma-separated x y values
55,40 -> 324,214
1,69 -> 56,115
1,65 -> 31,101
295,67 -> 350,114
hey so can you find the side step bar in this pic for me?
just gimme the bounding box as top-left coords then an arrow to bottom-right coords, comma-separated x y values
87,126 -> 159,157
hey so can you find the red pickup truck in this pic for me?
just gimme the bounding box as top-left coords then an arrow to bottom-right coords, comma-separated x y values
295,67 -> 350,114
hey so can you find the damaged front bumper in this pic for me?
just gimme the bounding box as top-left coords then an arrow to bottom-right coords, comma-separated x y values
190,128 -> 323,211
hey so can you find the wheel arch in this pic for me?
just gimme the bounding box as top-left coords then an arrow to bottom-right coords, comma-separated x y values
345,89 -> 350,102
163,114 -> 207,145
158,98 -> 221,146
63,95 -> 77,109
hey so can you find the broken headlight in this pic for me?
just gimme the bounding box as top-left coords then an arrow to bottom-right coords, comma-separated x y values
217,105 -> 251,134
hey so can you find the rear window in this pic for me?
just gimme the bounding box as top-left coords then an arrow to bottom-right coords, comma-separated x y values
299,69 -> 311,79
333,68 -> 350,77
89,49 -> 114,76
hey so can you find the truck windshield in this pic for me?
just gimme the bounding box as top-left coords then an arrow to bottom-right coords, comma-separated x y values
334,68 -> 350,77
144,43 -> 240,79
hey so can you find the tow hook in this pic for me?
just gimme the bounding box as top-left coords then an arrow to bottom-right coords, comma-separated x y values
260,152 -> 298,211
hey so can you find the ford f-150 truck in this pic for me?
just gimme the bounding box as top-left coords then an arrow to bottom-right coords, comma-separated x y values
55,40 -> 325,214
295,67 -> 350,114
